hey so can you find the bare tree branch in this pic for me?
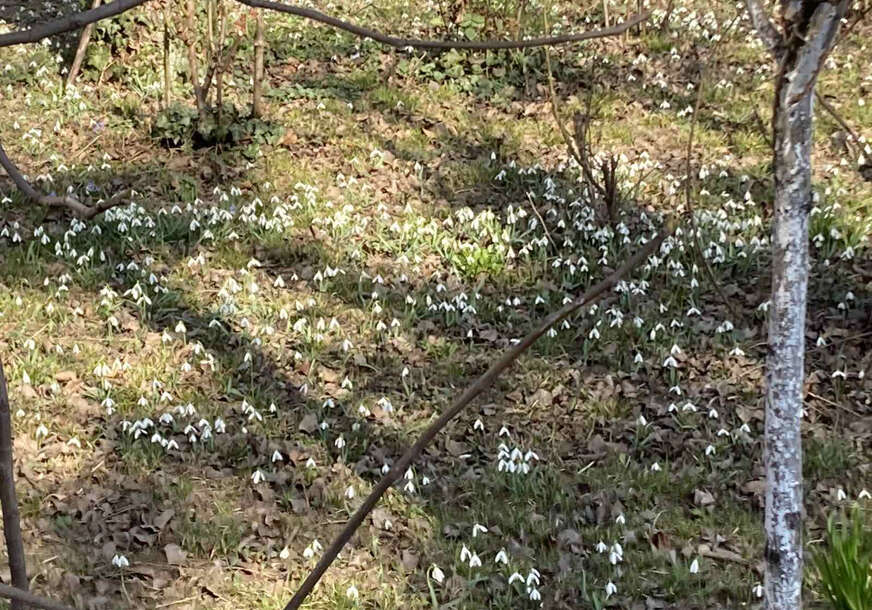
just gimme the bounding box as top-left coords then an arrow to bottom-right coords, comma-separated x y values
0,582 -> 76,610
0,362 -> 26,610
280,225 -> 673,610
237,0 -> 651,50
0,0 -> 150,48
0,140 -> 131,219
743,0 -> 783,56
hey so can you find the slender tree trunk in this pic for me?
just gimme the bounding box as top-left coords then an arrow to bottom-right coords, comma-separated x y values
184,0 -> 206,119
765,72 -> 812,610
252,10 -> 265,118
162,2 -> 171,109
754,1 -> 850,607
0,361 -> 27,610
65,0 -> 102,88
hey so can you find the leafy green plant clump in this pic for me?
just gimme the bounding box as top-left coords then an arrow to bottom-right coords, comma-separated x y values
813,507 -> 872,610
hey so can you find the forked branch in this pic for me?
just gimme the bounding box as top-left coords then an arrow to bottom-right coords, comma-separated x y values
0,140 -> 131,219
280,224 -> 673,610
743,0 -> 783,55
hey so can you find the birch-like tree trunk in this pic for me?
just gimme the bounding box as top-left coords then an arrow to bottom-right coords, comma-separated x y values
745,0 -> 850,606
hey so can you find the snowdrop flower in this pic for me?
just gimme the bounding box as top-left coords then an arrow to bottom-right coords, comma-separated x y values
615,513 -> 625,525
705,445 -> 716,456
753,583 -> 764,598
334,435 -> 346,449
345,584 -> 358,600
472,523 -> 488,537
460,545 -> 471,562
494,548 -> 508,564
251,469 -> 265,484
605,580 -> 617,598
859,489 -> 871,500
305,457 -> 317,469
271,450 -> 283,463
690,558 -> 699,574
469,553 -> 482,568
528,587 -> 541,601
112,554 -> 129,568
595,540 -> 607,553
651,462 -> 661,472
302,539 -> 322,559
345,486 -> 355,499
279,546 -> 290,560
430,564 -> 445,584
508,571 -> 524,585
835,488 -> 847,501
473,418 -> 484,431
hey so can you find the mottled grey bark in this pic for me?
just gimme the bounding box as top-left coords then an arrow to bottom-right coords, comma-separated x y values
745,0 -> 851,607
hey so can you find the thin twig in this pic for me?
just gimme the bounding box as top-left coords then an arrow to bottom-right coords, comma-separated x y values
815,92 -> 861,146
0,362 -> 27,610
0,583 -> 76,610
525,192 -> 556,249
280,225 -> 673,610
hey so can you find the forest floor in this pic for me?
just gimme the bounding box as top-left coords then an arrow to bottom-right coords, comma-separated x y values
0,0 -> 870,608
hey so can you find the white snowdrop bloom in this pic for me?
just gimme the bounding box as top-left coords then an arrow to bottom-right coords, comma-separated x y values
651,462 -> 661,472
753,583 -> 764,598
404,481 -> 415,493
279,546 -> 290,560
528,588 -> 541,601
634,352 -> 644,364
35,424 -> 49,439
508,571 -> 523,585
271,450 -> 283,463
605,581 -> 617,598
430,564 -> 445,584
835,488 -> 847,501
705,445 -> 716,456
637,415 -> 648,426
615,513 -> 625,525
498,426 -> 511,437
690,558 -> 699,574
251,469 -> 265,484
494,548 -> 508,564
469,553 -> 482,568
473,418 -> 484,431
472,523 -> 488,537
663,355 -> 678,368
460,545 -> 471,562
334,436 -> 346,449
345,584 -> 358,600
174,321 -> 186,334
595,541 -> 607,553
305,457 -> 317,469
859,489 -> 871,500
111,554 -> 129,568
345,486 -> 355,499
